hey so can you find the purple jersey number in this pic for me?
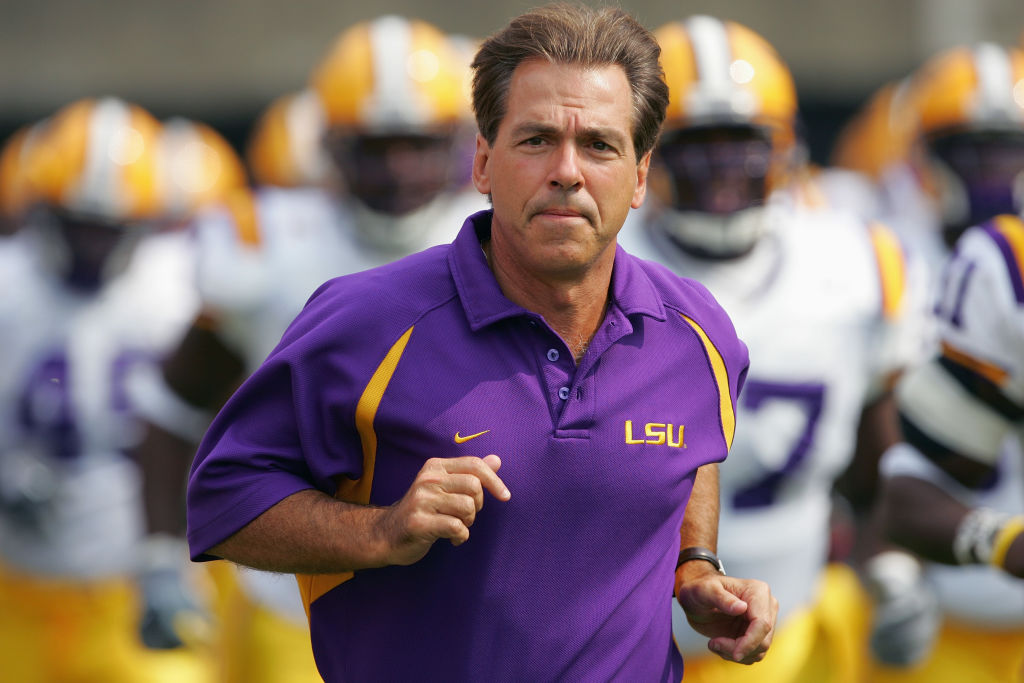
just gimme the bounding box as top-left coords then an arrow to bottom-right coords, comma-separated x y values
732,379 -> 826,509
17,348 -> 153,460
934,255 -> 975,328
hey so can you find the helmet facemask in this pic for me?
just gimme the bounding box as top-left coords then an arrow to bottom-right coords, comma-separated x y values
324,128 -> 456,216
924,128 -> 1024,246
34,205 -> 150,291
653,125 -> 780,259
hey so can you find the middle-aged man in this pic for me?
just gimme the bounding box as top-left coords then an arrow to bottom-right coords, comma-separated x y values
185,4 -> 777,680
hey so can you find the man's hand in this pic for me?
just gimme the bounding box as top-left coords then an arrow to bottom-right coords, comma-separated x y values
378,455 -> 510,566
675,563 -> 777,665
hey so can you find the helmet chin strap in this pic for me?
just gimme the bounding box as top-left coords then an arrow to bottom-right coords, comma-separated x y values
654,205 -> 767,259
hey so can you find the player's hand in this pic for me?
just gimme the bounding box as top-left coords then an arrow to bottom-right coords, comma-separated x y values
675,564 -> 777,665
379,455 -> 510,566
864,551 -> 940,667
137,534 -> 212,649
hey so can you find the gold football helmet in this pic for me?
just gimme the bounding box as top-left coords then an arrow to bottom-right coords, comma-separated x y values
651,16 -> 801,258
26,97 -> 164,223
245,89 -> 328,188
309,16 -> 473,248
831,79 -> 916,181
310,15 -> 467,134
23,97 -> 166,289
906,42 -> 1024,242
0,122 -> 45,234
158,117 -> 248,221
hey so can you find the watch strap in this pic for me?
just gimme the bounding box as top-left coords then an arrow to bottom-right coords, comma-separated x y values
676,546 -> 726,575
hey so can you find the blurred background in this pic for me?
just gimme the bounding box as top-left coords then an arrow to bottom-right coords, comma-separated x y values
3,0 -> 1023,164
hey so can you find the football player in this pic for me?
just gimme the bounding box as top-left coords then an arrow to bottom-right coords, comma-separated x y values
879,213 -> 1024,682
833,42 -> 1024,682
128,15 -> 488,683
617,16 -> 929,681
821,79 -> 917,227
0,97 -> 242,682
836,44 -> 1024,286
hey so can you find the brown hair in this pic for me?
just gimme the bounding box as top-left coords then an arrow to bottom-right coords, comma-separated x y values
471,3 -> 669,159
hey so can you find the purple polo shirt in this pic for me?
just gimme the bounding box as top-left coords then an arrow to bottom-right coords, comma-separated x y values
187,210 -> 748,682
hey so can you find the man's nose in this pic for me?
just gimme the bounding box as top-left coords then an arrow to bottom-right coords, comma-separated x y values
548,143 -> 584,191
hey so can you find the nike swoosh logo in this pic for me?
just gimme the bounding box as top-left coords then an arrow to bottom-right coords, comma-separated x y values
454,430 -> 490,444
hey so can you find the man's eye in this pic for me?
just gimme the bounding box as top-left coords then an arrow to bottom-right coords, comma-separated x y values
523,137 -> 544,146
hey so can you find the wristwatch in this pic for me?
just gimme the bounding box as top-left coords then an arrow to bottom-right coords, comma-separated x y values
676,546 -> 726,575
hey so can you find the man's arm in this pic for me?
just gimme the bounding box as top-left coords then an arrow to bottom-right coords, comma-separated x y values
674,463 -> 778,665
206,455 -> 511,574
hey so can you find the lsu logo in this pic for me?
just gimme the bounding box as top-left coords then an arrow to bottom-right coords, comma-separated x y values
624,420 -> 685,448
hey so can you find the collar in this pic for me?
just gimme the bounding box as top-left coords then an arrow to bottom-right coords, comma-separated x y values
448,210 -> 666,331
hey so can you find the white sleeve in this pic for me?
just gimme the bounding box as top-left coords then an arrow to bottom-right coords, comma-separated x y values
865,223 -> 934,401
124,361 -> 211,443
193,198 -> 272,317
898,216 -> 1024,468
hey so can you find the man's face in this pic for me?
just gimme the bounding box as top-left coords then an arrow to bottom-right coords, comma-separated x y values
472,59 -> 651,280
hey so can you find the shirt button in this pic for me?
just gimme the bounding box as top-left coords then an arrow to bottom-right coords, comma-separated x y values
558,386 -> 570,400
546,348 -> 560,362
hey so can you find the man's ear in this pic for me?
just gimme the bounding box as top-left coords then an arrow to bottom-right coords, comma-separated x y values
631,149 -> 653,209
472,133 -> 491,196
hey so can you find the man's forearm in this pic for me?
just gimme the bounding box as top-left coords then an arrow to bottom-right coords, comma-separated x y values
681,463 -> 720,550
207,489 -> 392,574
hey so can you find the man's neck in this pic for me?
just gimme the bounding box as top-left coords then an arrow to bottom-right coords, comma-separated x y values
483,240 -> 612,362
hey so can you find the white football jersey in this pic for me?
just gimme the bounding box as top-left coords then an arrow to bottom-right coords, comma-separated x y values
896,215 -> 1024,468
0,229 -> 198,577
884,214 -> 1024,625
619,199 -> 925,653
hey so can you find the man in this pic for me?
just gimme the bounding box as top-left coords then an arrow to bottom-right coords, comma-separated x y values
186,5 -> 776,681
617,15 -> 929,681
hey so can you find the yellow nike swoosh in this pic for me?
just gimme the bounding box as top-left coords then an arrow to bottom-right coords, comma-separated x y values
454,430 -> 490,444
